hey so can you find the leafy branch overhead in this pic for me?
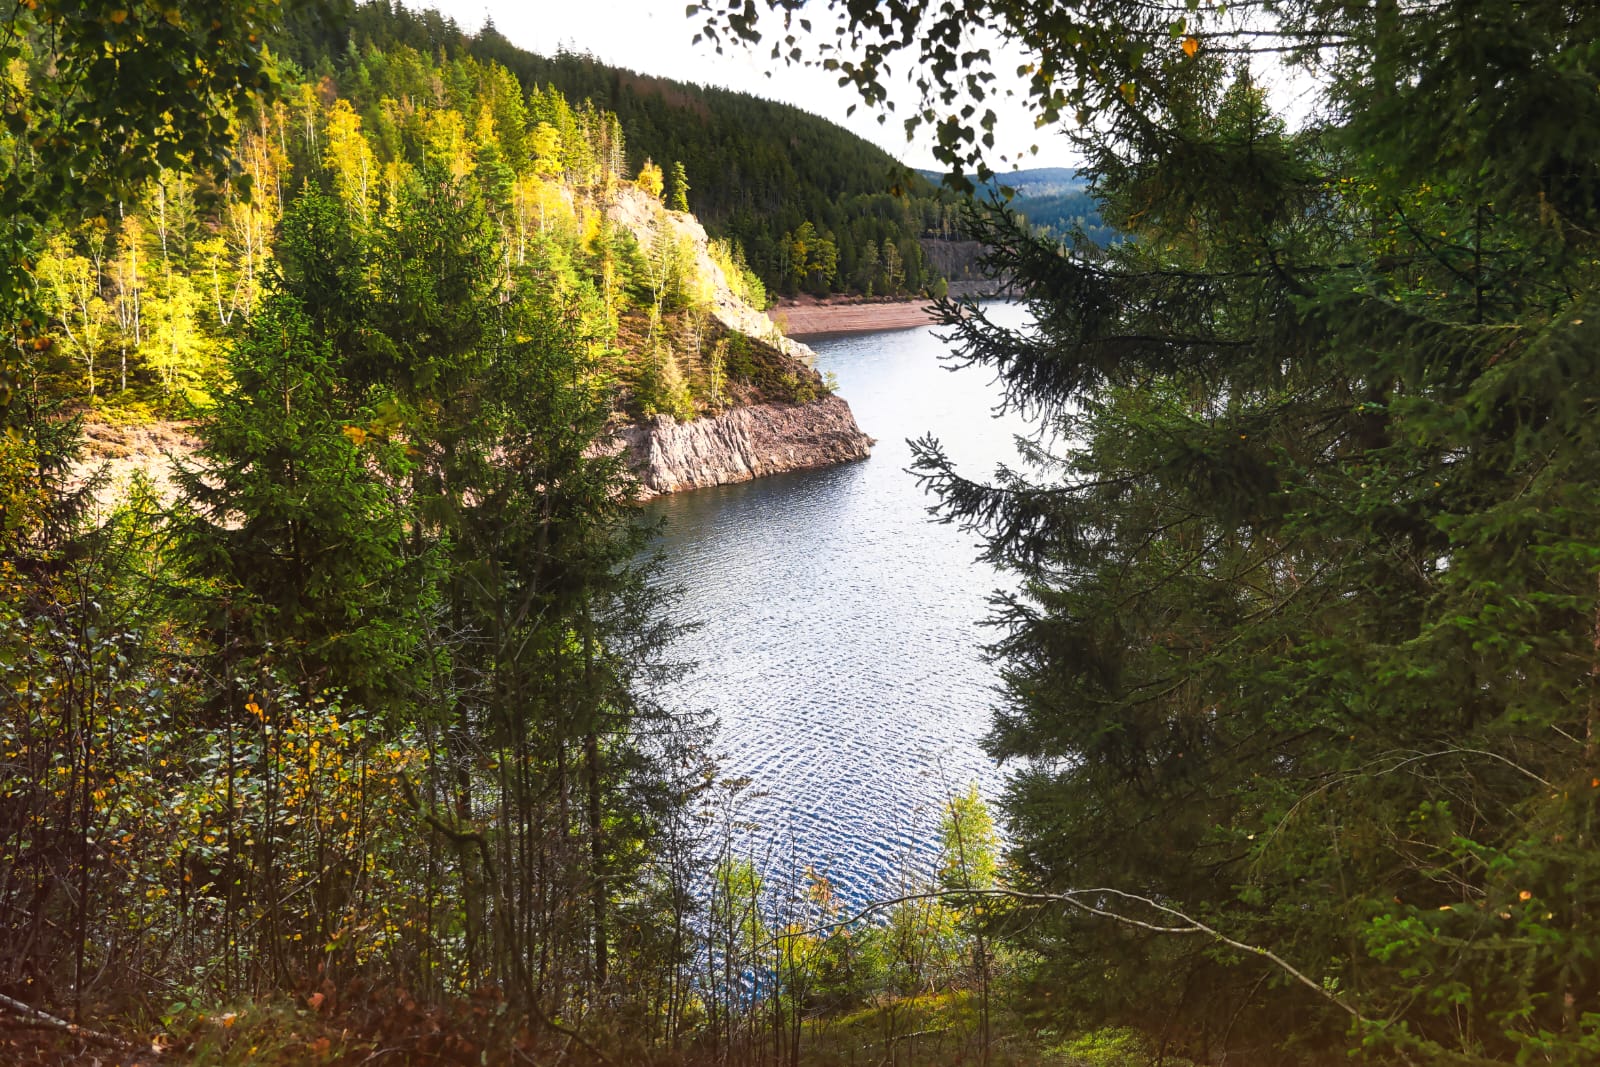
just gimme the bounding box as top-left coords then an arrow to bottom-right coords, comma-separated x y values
689,0 -> 1242,188
1,0 -> 307,408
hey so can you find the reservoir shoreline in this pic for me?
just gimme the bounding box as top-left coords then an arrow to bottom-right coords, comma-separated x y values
771,298 -> 939,338
768,283 -> 1010,338
611,395 -> 874,500
646,304 -> 1030,905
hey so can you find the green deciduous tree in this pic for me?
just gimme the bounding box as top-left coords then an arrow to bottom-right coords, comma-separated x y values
1,0 -> 309,413
37,232 -> 109,400
636,158 -> 665,202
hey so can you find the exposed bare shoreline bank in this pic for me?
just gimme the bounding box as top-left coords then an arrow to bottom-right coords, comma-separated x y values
71,397 -> 875,508
768,285 -> 1014,339
613,395 -> 873,499
770,298 -> 940,338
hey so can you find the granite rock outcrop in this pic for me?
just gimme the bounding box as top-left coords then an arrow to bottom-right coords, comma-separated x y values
613,395 -> 873,499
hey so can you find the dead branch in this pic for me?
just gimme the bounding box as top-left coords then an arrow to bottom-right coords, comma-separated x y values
0,991 -> 151,1056
759,886 -> 1363,1023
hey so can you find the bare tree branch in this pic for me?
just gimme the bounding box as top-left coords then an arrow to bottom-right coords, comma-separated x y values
0,992 -> 150,1055
759,886 -> 1362,1022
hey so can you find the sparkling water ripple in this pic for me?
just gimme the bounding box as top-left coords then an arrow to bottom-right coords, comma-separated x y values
646,304 -> 1034,907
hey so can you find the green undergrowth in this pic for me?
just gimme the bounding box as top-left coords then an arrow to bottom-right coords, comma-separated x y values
7,992 -> 1197,1067
184,998 -> 1177,1067
784,989 -> 1179,1067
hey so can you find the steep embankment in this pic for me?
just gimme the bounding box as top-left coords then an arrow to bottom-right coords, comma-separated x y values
606,184 -> 812,363
73,420 -> 196,512
604,186 -> 874,495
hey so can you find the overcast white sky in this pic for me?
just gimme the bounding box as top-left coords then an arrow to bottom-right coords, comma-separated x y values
410,0 -> 1082,172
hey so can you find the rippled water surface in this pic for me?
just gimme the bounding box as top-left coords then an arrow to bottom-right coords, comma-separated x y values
646,304 -> 1034,904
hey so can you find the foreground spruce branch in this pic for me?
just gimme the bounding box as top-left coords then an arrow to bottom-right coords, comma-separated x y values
703,0 -> 1600,1061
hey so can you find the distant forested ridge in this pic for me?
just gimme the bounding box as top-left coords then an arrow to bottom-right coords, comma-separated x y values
286,1 -> 972,298
919,166 -> 1118,248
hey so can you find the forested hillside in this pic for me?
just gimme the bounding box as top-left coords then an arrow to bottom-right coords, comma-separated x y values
286,1 -> 966,298
16,32 -> 820,425
0,8 -> 943,1062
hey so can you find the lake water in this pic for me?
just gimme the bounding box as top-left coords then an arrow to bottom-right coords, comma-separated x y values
645,303 -> 1035,905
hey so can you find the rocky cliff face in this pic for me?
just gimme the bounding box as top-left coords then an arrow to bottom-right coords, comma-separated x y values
604,184 -> 877,495
613,395 -> 873,499
72,400 -> 875,510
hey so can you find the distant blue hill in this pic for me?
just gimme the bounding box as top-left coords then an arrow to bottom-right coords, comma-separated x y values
916,166 -> 1085,197
917,167 -> 1115,248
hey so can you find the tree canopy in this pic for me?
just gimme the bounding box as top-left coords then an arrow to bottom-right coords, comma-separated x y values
0,0 -> 314,412
707,0 -> 1600,1060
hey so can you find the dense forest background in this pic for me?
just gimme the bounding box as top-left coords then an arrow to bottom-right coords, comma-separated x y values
300,2 -> 1113,300
918,167 -> 1117,248
12,9 -> 833,425
309,1 -> 1029,298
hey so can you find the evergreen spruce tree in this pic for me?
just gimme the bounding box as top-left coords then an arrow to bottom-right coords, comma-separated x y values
334,161 -> 696,1014
457,274 -> 690,1003
171,284 -> 413,709
669,160 -> 691,213
714,0 -> 1600,1059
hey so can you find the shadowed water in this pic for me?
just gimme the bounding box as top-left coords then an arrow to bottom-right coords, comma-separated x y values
645,303 -> 1034,905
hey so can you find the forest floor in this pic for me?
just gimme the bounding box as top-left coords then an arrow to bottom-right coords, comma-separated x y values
0,988 -> 1150,1066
